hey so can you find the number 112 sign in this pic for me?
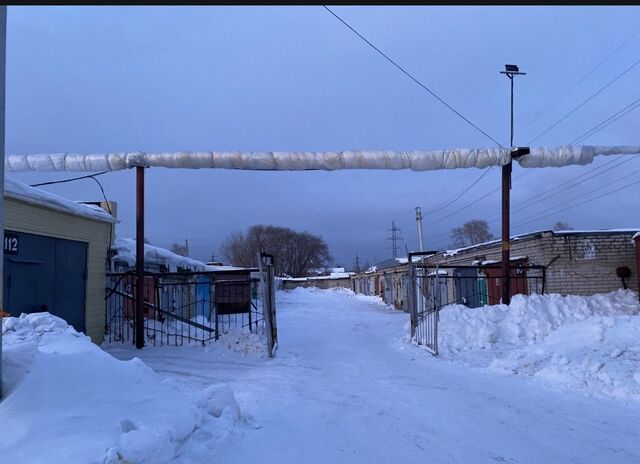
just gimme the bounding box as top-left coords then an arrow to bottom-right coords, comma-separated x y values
4,233 -> 18,255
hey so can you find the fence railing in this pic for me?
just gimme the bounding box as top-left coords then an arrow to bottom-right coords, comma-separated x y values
105,269 -> 267,347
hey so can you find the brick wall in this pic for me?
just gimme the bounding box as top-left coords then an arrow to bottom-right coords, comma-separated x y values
423,231 -> 638,296
544,233 -> 638,295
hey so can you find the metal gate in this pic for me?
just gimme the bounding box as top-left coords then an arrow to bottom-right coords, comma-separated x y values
408,252 -> 439,355
408,254 -> 546,356
106,254 -> 279,358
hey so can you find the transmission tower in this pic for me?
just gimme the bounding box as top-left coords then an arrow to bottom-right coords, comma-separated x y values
386,221 -> 404,258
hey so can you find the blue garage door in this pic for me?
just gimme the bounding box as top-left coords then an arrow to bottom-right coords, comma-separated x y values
4,231 -> 88,332
453,267 -> 480,308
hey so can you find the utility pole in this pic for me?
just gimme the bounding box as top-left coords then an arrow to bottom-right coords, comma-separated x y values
500,64 -> 526,305
184,238 -> 189,256
415,207 -> 424,252
353,254 -> 361,273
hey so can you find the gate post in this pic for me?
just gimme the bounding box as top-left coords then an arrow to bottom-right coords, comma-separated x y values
258,252 -> 277,357
408,256 -> 417,339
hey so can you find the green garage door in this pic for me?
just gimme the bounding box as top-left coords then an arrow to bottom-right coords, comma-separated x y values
4,231 -> 88,333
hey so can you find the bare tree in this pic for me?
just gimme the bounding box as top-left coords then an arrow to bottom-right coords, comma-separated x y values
553,221 -> 573,231
170,243 -> 189,257
219,225 -> 332,277
450,219 -> 494,248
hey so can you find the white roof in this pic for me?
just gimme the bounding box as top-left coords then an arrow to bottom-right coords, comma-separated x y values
4,176 -> 115,223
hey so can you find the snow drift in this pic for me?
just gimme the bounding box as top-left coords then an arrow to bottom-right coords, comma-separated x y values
0,313 -> 240,463
435,290 -> 640,401
5,145 -> 639,172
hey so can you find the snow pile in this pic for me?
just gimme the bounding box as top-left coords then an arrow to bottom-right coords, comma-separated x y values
207,329 -> 267,357
491,316 -> 640,401
436,290 -> 640,400
439,290 -> 639,353
1,312 -> 240,463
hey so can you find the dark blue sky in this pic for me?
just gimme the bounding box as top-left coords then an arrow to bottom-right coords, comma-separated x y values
6,6 -> 640,267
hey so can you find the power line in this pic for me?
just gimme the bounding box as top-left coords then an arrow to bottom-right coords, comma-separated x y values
30,171 -> 109,187
486,155 -> 638,223
511,179 -> 640,230
570,97 -> 640,145
427,169 -> 529,227
528,56 -> 640,144
498,164 -> 640,226
322,5 -> 504,147
426,167 -> 496,214
524,26 -> 640,131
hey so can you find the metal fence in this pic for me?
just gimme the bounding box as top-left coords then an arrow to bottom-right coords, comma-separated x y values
105,261 -> 276,354
408,253 -> 546,355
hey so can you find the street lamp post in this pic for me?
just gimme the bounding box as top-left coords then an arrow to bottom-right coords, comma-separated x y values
500,64 -> 526,305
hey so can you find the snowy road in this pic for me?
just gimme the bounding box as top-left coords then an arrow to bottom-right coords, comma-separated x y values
108,289 -> 640,464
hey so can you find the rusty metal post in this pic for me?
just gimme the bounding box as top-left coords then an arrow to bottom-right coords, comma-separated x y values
135,166 -> 145,349
501,160 -> 512,305
499,65 -> 525,305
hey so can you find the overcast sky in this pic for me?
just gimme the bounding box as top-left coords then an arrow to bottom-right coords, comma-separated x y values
5,6 -> 640,268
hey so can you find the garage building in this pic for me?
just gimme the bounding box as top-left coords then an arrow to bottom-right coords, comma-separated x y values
3,177 -> 115,342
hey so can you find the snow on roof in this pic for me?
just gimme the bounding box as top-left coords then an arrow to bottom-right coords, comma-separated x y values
633,231 -> 640,243
328,272 -> 351,279
552,228 -> 640,235
4,176 -> 116,223
112,237 -> 246,272
443,228 -> 640,257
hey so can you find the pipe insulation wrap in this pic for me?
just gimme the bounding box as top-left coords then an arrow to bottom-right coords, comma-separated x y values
4,145 -> 639,172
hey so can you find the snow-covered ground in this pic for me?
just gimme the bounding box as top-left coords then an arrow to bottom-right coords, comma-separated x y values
2,288 -> 640,463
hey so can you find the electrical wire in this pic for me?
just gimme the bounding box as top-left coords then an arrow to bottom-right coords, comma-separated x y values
322,5 -> 504,148
495,165 -> 640,226
570,97 -> 640,144
30,171 -> 115,262
528,56 -> 640,144
511,179 -> 640,230
426,167 -> 496,214
523,26 -> 640,131
485,155 -> 638,223
30,171 -> 109,187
